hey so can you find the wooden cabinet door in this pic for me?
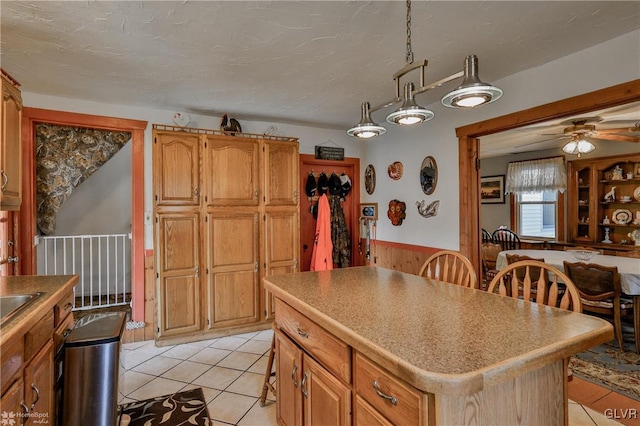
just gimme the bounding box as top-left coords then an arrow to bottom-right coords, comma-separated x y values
264,210 -> 299,318
157,212 -> 201,337
205,136 -> 259,207
275,331 -> 302,426
153,132 -> 201,206
0,376 -> 25,423
567,162 -> 596,243
24,339 -> 53,424
264,141 -> 299,206
302,353 -> 351,426
0,74 -> 22,210
205,210 -> 259,329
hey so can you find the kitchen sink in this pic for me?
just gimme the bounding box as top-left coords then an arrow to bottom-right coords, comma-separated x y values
0,293 -> 42,326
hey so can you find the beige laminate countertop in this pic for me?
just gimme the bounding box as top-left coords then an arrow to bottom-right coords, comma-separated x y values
264,267 -> 613,396
1,275 -> 78,345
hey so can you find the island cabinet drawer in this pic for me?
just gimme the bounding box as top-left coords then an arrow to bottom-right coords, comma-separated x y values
274,298 -> 351,383
354,352 -> 426,426
54,290 -> 74,327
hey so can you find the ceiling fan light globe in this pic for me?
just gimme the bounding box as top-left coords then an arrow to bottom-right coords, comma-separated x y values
577,139 -> 596,153
562,138 -> 595,156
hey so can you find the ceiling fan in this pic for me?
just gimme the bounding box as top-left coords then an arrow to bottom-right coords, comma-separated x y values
543,119 -> 640,144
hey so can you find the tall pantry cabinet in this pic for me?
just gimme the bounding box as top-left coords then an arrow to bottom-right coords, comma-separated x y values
152,125 -> 299,342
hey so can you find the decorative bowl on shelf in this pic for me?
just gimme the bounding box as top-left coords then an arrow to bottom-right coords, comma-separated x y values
567,249 -> 600,262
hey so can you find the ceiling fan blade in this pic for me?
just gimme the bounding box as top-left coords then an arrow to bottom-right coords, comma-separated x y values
594,134 -> 640,143
540,133 -> 570,137
595,126 -> 640,134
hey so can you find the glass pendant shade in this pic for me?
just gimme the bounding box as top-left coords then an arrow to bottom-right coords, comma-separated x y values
441,55 -> 503,108
347,102 -> 387,138
562,137 -> 595,156
386,82 -> 434,125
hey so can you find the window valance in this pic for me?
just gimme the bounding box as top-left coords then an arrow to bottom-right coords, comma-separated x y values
505,157 -> 567,194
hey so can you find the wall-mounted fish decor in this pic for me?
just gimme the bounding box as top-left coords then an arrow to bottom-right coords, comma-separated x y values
416,200 -> 440,218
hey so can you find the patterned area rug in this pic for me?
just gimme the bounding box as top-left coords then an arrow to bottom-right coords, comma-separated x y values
119,388 -> 210,426
569,328 -> 640,402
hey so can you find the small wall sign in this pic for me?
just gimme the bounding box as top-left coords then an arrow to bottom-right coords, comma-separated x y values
315,146 -> 344,160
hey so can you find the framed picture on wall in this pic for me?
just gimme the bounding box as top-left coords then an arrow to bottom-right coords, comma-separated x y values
480,175 -> 505,204
360,203 -> 378,220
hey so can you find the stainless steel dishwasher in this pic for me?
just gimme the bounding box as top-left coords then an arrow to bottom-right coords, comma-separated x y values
61,311 -> 126,426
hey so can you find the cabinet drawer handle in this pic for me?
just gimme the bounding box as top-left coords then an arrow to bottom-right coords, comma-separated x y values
296,327 -> 309,338
1,170 -> 8,191
20,400 -> 29,417
372,380 -> 398,406
291,364 -> 298,387
30,383 -> 40,408
301,372 -> 309,399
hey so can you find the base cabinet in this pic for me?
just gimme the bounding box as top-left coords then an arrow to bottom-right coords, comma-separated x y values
1,334 -> 54,426
23,339 -> 54,424
274,330 -> 351,426
274,297 -> 430,426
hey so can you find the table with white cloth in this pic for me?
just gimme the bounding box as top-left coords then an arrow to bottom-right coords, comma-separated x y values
496,249 -> 640,353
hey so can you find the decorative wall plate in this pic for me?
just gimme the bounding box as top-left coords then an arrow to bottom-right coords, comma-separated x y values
364,164 -> 376,195
388,161 -> 403,180
420,156 -> 437,195
612,209 -> 632,225
634,185 -> 640,201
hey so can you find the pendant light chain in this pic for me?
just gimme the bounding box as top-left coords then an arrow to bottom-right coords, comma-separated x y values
405,0 -> 414,64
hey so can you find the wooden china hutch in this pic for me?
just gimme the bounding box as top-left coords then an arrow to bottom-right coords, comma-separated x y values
566,153 -> 640,254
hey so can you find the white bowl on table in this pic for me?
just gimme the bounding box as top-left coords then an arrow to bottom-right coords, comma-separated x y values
567,250 -> 600,262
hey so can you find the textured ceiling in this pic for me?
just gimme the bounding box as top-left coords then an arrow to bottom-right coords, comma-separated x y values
2,1 -> 639,149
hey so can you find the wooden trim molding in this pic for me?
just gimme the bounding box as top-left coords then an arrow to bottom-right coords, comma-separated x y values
456,79 -> 640,274
20,108 -> 148,321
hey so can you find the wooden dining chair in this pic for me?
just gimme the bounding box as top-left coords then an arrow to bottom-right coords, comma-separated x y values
488,260 -> 582,312
481,243 -> 501,289
563,261 -> 632,352
491,228 -> 521,251
418,250 -> 478,289
481,228 -> 492,244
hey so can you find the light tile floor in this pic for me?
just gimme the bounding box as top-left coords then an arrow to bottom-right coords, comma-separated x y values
120,329 -> 626,426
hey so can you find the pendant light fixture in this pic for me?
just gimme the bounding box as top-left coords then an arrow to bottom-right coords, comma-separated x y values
346,102 -> 386,138
347,0 -> 503,139
562,136 -> 595,158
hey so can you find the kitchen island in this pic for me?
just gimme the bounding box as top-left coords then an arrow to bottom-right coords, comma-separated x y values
264,267 -> 613,425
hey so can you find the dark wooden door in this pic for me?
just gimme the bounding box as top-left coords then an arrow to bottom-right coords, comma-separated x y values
299,155 -> 360,271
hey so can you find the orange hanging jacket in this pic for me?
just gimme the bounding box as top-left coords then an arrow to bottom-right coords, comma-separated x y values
310,194 -> 333,271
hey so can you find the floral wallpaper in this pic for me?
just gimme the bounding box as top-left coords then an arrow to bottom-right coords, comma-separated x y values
36,124 -> 131,235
